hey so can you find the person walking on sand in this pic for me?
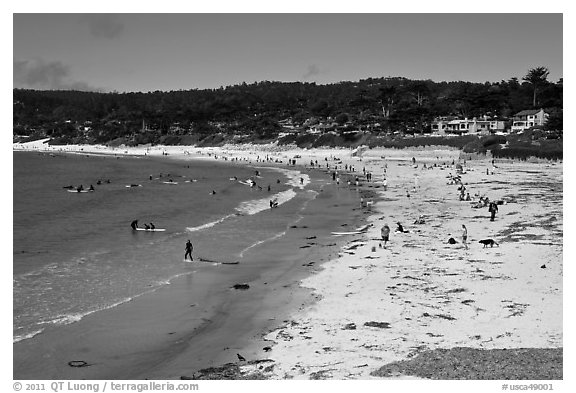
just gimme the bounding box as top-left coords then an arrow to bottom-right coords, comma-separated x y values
185,240 -> 194,261
462,224 -> 468,249
488,202 -> 498,221
381,224 -> 390,249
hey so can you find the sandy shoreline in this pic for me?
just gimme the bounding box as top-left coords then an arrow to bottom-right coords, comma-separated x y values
13,139 -> 563,380
13,140 -> 367,379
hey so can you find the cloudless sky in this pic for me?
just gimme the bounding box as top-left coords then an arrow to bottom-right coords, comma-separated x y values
13,13 -> 563,92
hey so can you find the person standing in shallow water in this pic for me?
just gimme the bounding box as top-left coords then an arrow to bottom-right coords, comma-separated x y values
185,240 -> 194,261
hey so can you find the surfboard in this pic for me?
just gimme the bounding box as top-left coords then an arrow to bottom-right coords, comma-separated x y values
67,189 -> 92,193
186,257 -> 240,265
331,230 -> 365,236
331,224 -> 370,236
162,181 -> 178,185
135,228 -> 166,232
125,184 -> 142,188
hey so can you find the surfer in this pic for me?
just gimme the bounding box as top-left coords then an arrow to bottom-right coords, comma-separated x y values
76,185 -> 84,192
144,223 -> 151,230
89,184 -> 95,191
185,240 -> 194,261
130,220 -> 138,230
150,222 -> 155,230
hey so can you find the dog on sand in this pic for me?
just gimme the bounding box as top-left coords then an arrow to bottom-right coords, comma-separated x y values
479,239 -> 499,248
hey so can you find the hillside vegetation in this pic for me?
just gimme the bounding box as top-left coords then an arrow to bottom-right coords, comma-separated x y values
13,72 -> 562,160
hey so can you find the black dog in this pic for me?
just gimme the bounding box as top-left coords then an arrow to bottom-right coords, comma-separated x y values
479,239 -> 499,248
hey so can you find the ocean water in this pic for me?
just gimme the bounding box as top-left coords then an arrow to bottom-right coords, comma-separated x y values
13,151 -> 311,343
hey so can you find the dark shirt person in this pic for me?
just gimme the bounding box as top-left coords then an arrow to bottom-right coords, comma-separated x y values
489,202 -> 498,221
185,240 -> 194,261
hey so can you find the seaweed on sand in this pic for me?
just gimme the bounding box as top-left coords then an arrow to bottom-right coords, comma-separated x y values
371,347 -> 562,380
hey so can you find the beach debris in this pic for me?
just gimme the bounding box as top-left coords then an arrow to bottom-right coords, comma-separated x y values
503,301 -> 529,318
185,359 -> 275,380
232,283 -> 250,290
68,360 -> 90,368
263,346 -> 272,352
370,347 -> 563,380
364,321 -> 391,329
309,369 -> 335,380
447,237 -> 458,244
541,264 -> 547,269
342,323 -> 357,330
446,288 -> 467,294
276,330 -> 294,341
343,242 -> 366,250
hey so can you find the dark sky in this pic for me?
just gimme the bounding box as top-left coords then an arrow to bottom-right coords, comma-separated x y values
13,13 -> 563,92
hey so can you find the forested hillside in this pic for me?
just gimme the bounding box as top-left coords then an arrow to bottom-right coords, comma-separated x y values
13,71 -> 562,149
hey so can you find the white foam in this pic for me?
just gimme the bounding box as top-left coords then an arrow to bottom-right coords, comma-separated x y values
13,329 -> 45,343
266,166 -> 310,189
14,271 -> 193,343
239,230 -> 288,258
235,189 -> 297,216
186,214 -> 237,232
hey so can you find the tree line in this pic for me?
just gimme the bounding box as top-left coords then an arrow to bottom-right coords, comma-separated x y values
13,67 -> 562,145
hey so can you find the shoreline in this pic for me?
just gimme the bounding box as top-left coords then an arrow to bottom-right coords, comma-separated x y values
13,141 -> 563,380
13,142 -> 369,379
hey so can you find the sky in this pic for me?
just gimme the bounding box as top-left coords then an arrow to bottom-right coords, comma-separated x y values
12,12 -> 564,93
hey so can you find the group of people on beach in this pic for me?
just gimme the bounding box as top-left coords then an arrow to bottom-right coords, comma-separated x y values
370,156 -> 502,251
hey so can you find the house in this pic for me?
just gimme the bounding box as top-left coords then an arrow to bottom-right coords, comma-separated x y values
510,109 -> 549,132
432,116 -> 505,135
431,116 -> 452,134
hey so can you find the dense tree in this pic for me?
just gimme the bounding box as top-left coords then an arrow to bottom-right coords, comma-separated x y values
523,66 -> 550,107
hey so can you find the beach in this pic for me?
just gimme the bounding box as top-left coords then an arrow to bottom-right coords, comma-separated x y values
12,139 -> 563,380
